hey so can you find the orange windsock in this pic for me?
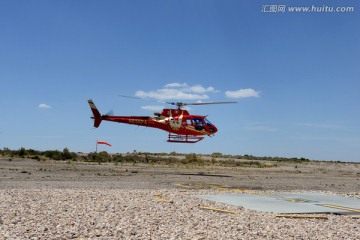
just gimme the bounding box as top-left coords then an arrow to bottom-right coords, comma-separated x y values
97,141 -> 111,147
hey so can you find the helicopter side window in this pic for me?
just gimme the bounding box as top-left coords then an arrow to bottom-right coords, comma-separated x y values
186,118 -> 192,125
193,118 -> 204,126
193,118 -> 205,130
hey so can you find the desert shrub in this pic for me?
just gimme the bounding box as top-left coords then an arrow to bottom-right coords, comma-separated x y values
43,150 -> 62,160
112,154 -> 125,163
87,151 -> 112,163
62,148 -> 72,159
18,147 -> 26,157
26,149 -> 41,156
182,153 -> 204,165
41,148 -> 78,161
211,152 -> 223,158
31,155 -> 41,161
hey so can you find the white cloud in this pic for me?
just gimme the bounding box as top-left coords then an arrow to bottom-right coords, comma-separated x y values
187,85 -> 217,93
164,82 -> 188,88
135,83 -> 217,101
38,104 -> 52,109
141,105 -> 164,111
225,88 -> 260,98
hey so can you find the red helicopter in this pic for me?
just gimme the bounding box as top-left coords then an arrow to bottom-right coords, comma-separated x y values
88,99 -> 236,143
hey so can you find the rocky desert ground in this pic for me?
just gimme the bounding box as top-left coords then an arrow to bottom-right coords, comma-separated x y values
0,157 -> 359,239
0,157 -> 359,192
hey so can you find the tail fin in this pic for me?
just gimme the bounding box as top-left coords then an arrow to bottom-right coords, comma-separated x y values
88,99 -> 102,128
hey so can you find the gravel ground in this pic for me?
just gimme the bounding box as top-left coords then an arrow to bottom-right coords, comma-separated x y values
0,158 -> 359,239
1,188 -> 359,239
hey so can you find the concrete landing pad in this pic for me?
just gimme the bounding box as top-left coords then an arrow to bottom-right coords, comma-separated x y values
197,193 -> 360,214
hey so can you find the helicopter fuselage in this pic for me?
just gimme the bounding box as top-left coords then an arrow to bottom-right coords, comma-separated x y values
96,109 -> 217,136
88,100 -> 218,143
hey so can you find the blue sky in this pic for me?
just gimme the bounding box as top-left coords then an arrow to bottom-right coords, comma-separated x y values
1,0 -> 359,161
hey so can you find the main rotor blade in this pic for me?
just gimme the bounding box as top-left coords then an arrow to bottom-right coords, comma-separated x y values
119,95 -> 238,107
165,101 -> 237,108
118,94 -> 143,100
184,101 -> 238,106
118,94 -> 166,104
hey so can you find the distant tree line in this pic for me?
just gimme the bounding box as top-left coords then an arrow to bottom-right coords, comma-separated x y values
214,153 -> 310,163
0,147 -> 310,166
0,147 -> 78,161
140,151 -> 310,163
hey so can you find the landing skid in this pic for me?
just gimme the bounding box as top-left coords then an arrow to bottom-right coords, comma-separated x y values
167,133 -> 204,143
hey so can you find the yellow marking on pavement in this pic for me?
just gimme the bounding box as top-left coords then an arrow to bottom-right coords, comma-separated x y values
275,214 -> 328,219
320,204 -> 360,213
154,198 -> 173,203
179,190 -> 198,192
199,206 -> 240,214
231,189 -> 245,193
153,193 -> 163,197
177,182 -> 245,193
212,186 -> 231,191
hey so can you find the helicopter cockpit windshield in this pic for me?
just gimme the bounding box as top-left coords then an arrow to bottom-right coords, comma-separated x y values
204,118 -> 213,126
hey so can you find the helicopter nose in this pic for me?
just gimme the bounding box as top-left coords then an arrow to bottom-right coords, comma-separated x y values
208,126 -> 217,134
